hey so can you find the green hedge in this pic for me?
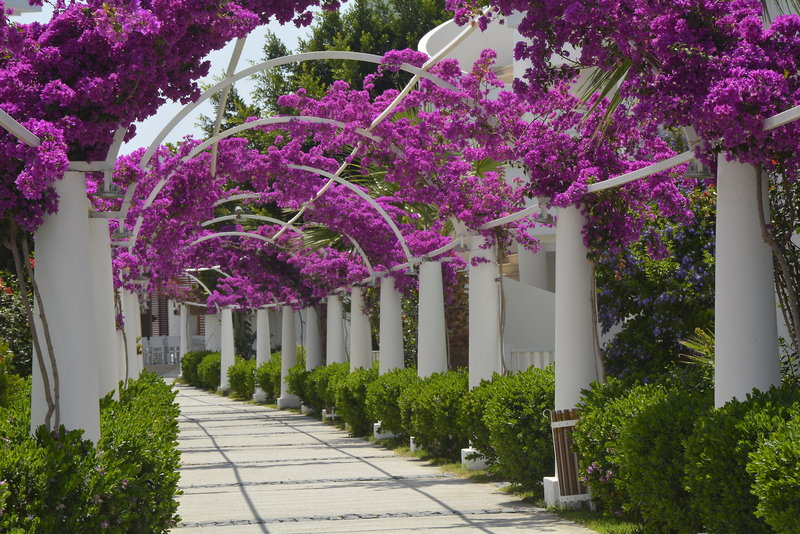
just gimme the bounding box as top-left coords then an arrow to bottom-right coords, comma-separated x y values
747,405 -> 800,533
404,370 -> 468,460
684,385 -> 800,534
255,351 -> 282,403
615,383 -> 712,533
365,367 -> 420,436
458,375 -> 501,465
483,366 -> 554,491
181,350 -> 214,387
197,352 -> 221,391
305,362 -> 349,412
227,357 -> 256,399
335,364 -> 378,436
286,352 -> 309,406
0,371 -> 181,533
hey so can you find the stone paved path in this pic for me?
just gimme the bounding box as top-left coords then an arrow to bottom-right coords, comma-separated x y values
172,385 -> 596,534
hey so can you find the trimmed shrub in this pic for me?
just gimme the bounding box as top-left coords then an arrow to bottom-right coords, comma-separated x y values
747,406 -> 800,533
365,367 -> 420,436
572,377 -> 637,516
255,351 -> 282,403
405,370 -> 468,460
197,352 -> 221,391
484,365 -> 554,492
0,371 -> 181,533
181,350 -> 213,387
684,385 -> 800,534
335,365 -> 379,436
286,352 -> 309,405
227,357 -> 256,399
305,362 -> 349,412
615,383 -> 712,533
458,374 -> 501,465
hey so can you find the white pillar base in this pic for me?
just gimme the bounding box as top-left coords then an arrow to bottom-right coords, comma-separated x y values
301,404 -> 314,414
409,436 -> 418,452
252,389 -> 267,403
373,421 -> 396,440
277,394 -> 300,409
461,447 -> 489,471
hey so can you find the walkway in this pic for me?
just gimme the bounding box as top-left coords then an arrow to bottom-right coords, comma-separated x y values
173,385 -> 595,533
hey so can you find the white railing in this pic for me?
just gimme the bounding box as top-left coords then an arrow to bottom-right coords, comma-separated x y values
504,346 -> 555,373
142,336 -> 181,366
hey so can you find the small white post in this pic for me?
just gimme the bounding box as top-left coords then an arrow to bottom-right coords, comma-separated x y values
379,277 -> 404,374
253,307 -> 272,402
305,305 -> 323,371
277,305 -> 300,408
468,235 -> 502,389
326,295 -> 347,364
89,217 -> 122,399
554,205 -> 599,411
715,159 -> 780,406
350,287 -> 373,371
31,171 -> 100,441
417,260 -> 448,377
218,307 -> 235,393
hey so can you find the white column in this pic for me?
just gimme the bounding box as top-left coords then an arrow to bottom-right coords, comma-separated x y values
178,304 -> 189,376
715,159 -> 780,406
31,171 -> 100,440
123,289 -> 141,380
554,205 -> 600,411
205,311 -> 221,351
253,307 -> 272,402
89,218 -> 122,399
379,277 -> 404,374
417,260 -> 448,377
518,244 -> 549,290
218,307 -> 234,392
350,287 -> 373,371
277,305 -> 300,408
468,235 -> 502,389
326,295 -> 347,364
305,305 -> 323,371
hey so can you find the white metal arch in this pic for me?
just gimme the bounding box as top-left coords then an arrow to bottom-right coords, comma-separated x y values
287,163 -> 414,263
200,212 -> 376,279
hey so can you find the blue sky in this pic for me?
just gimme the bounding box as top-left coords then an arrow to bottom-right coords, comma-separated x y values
12,5 -> 312,155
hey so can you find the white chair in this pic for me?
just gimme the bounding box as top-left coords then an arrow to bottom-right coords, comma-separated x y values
165,336 -> 180,364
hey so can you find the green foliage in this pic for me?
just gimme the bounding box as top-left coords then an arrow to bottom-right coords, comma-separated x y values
458,375 -> 501,465
286,351 -> 310,405
404,370 -> 468,460
573,377 -> 639,516
747,406 -> 800,534
233,311 -> 256,360
0,372 -> 180,533
305,361 -> 349,412
0,271 -> 32,376
181,350 -> 214,387
335,364 -> 378,436
197,352 -> 221,391
227,357 -> 256,399
615,383 -> 712,533
684,386 -> 800,534
255,351 -> 282,403
365,366 -> 419,436
483,366 -> 554,491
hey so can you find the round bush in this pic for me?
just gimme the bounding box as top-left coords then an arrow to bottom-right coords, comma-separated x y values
335,365 -> 378,436
747,406 -> 800,533
305,362 -> 349,412
616,383 -> 712,533
573,377 -> 637,516
484,365 -> 554,492
196,352 -> 221,391
255,351 -> 281,403
684,385 -> 800,534
227,357 -> 256,399
365,367 -> 420,436
286,352 -> 309,405
181,350 -> 213,387
458,374 -> 501,465
405,370 -> 468,460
